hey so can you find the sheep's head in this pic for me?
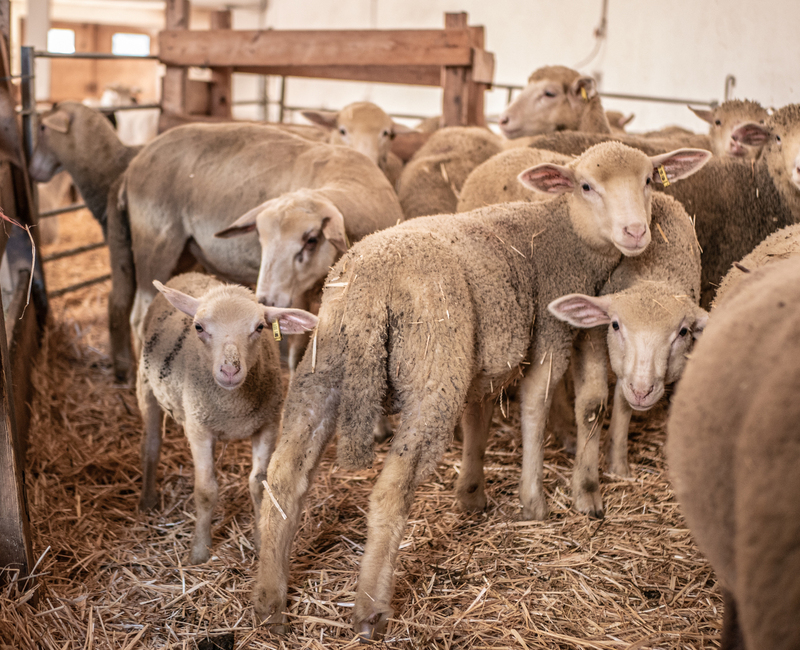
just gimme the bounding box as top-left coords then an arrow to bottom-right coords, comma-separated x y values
498,66 -> 597,139
215,189 -> 348,309
153,280 -> 318,390
549,287 -> 708,411
302,102 -> 413,168
764,104 -> 800,193
690,100 -> 768,160
518,143 -> 711,257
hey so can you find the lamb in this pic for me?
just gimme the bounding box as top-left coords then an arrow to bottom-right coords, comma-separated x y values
666,254 -> 800,650
301,101 -> 412,186
498,65 -> 611,140
525,104 -> 800,307
29,101 -> 141,237
107,123 -> 403,380
251,142 -> 710,639
395,126 -> 503,218
137,272 -> 318,564
689,99 -> 769,161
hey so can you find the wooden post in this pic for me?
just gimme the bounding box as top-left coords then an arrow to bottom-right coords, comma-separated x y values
467,25 -> 487,127
209,10 -> 232,119
441,12 -> 468,127
161,0 -> 190,114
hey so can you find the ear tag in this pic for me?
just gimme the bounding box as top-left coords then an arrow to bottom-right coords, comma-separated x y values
657,165 -> 670,187
580,86 -> 589,102
272,320 -> 282,341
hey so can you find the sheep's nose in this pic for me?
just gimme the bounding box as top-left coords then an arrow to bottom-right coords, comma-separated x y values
623,223 -> 646,245
499,115 -> 510,126
220,364 -> 240,381
630,383 -> 654,402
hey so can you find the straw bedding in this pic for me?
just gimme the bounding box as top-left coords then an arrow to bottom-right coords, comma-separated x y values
1,209 -> 721,649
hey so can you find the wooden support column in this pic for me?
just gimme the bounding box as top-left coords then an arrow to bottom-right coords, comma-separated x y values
441,12 -> 468,127
467,25 -> 487,127
161,0 -> 190,114
209,10 -> 232,119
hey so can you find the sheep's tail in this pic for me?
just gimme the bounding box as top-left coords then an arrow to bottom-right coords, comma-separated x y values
334,276 -> 390,470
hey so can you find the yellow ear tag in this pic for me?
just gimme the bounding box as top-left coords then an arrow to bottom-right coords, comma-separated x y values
657,165 -> 670,187
272,320 -> 282,341
580,86 -> 589,102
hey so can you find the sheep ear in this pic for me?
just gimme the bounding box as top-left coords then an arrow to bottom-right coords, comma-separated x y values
731,122 -> 771,147
518,163 -> 576,194
569,76 -> 597,104
215,202 -> 267,238
301,110 -> 338,130
263,306 -> 319,335
153,280 -> 200,318
692,308 -> 709,340
620,113 -> 635,128
689,106 -> 714,124
650,148 -> 712,185
320,203 -> 348,252
42,109 -> 71,134
548,294 -> 613,328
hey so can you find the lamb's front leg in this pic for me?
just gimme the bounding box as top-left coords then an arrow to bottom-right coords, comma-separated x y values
249,425 -> 278,554
607,381 -> 633,478
137,379 -> 163,511
519,350 -> 570,520
186,429 -> 218,564
455,396 -> 495,512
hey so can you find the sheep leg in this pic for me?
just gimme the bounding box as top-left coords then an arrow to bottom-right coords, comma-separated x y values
570,331 -> 608,519
249,426 -> 277,554
455,396 -> 495,512
519,352 -> 570,520
187,430 -> 218,564
106,182 -> 135,382
608,381 -> 633,477
720,588 -> 745,650
137,379 -> 162,511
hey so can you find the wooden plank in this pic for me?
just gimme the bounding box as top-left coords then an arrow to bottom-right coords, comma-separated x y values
441,13 -> 469,127
466,25 -> 487,127
159,28 -> 474,68
232,64 -> 441,87
209,11 -> 232,119
162,0 -> 189,115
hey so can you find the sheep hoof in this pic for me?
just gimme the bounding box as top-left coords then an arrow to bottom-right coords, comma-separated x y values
609,461 -> 632,479
252,587 -> 287,633
138,492 -> 158,512
574,491 -> 604,519
354,608 -> 392,641
189,544 -> 211,565
456,484 -> 487,512
520,497 -> 549,521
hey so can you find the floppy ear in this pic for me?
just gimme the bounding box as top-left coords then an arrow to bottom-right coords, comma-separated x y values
42,109 -> 72,134
263,306 -> 319,335
689,106 -> 714,125
548,293 -> 613,328
570,76 -> 597,103
518,163 -> 576,194
731,122 -> 771,147
650,148 -> 712,185
319,201 -> 348,253
215,202 -> 270,238
153,280 -> 200,317
692,308 -> 709,340
301,110 -> 339,130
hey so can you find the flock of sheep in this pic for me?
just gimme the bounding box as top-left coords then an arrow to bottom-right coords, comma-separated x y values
28,64 -> 800,647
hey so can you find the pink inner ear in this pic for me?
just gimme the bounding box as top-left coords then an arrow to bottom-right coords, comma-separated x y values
732,122 -> 770,146
521,167 -> 574,193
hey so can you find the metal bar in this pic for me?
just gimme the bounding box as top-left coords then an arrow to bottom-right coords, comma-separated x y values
97,103 -> 161,113
20,47 -> 34,164
278,75 -> 286,123
39,203 -> 86,219
42,241 -> 105,263
48,274 -> 111,298
33,51 -> 159,61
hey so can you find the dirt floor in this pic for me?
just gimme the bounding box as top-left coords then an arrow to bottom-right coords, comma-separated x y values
1,208 -> 722,649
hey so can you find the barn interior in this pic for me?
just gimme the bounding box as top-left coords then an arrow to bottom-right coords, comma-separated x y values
2,1 -> 797,648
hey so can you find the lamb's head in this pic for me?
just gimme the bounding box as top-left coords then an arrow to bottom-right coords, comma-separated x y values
153,280 -> 318,389
518,142 -> 711,257
690,100 -> 768,160
549,286 -> 708,411
498,66 -> 598,139
214,189 -> 348,308
302,102 -> 413,168
764,103 -> 800,193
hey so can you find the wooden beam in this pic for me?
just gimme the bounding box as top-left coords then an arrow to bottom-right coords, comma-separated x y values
232,64 -> 441,87
162,0 -> 189,114
466,24 -> 487,127
209,10 -> 232,119
441,13 -> 469,127
159,28 -> 474,68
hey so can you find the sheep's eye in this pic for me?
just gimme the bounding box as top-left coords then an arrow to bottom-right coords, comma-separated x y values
581,183 -> 591,192
382,129 -> 390,137
776,134 -> 782,142
339,127 -> 347,136
611,321 -> 620,331
305,236 -> 318,249
544,90 -> 556,98
715,119 -> 721,126
195,323 -> 204,333
679,326 -> 689,337
645,177 -> 652,185
255,323 -> 265,333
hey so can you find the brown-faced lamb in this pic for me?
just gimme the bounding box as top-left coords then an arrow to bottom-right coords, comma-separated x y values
138,272 -> 317,564
689,99 -> 769,161
667,254 -> 800,650
524,104 -> 800,307
252,142 -> 710,639
107,123 -> 403,380
29,101 -> 141,237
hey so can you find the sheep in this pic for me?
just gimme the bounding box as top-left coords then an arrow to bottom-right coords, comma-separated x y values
606,110 -> 635,134
107,122 -> 403,381
29,101 -> 141,237
301,101 -> 412,186
666,254 -> 800,650
498,65 -> 611,140
395,126 -> 503,218
138,272 -> 318,564
689,99 -> 769,161
251,142 -> 710,639
524,104 -> 800,307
